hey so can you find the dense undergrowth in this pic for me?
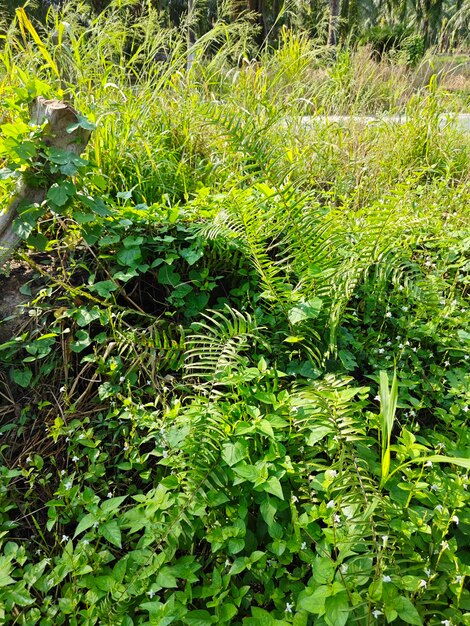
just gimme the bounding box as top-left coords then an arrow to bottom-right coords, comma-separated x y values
0,4 -> 469,625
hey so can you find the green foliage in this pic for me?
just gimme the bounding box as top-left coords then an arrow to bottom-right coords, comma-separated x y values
0,7 -> 469,626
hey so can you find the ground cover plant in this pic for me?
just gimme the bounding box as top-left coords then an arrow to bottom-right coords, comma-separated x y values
0,4 -> 469,625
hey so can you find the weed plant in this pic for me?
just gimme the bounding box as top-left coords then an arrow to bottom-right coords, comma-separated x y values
0,4 -> 469,625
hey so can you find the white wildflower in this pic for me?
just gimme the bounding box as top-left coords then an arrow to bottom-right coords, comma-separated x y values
454,575 -> 463,584
381,535 -> 388,547
424,568 -> 431,577
26,456 -> 31,464
418,579 -> 427,589
441,540 -> 449,550
82,539 -> 89,546
431,484 -> 438,491
72,456 -> 79,462
148,589 -> 155,599
333,513 -> 341,524
441,620 -> 452,626
64,481 -> 72,490
452,515 -> 459,525
292,495 -> 299,503
463,406 -> 469,413
285,602 -> 293,613
326,500 -> 335,509
374,395 -> 380,401
61,535 -> 69,543
425,461 -> 433,468
301,542 -> 307,550
382,575 -> 391,583
378,348 -> 385,354
107,492 -> 113,498
372,609 -> 383,618
119,376 -> 125,383
385,311 -> 392,318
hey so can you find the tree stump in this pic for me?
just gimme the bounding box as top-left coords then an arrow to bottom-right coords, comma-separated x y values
0,97 -> 91,266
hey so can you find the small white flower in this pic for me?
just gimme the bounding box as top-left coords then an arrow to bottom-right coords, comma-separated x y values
444,361 -> 450,367
385,311 -> 392,318
60,469 -> 66,476
398,343 -> 404,349
409,410 -> 416,417
59,386 -> 66,392
292,495 -> 299,503
378,348 -> 385,354
327,470 -> 338,478
381,535 -> 388,547
82,539 -> 89,546
119,376 -> 125,383
123,443 -> 129,450
418,579 -> 427,589
372,609 -> 383,618
454,575 -> 463,584
326,500 -> 335,509
285,602 -> 293,613
78,433 -> 84,440
72,456 -> 79,462
396,335 -> 401,340
333,513 -> 341,523
148,589 -> 155,599
26,456 -> 31,464
64,481 -> 72,490
435,504 -> 443,512
424,568 -> 431,577
224,559 -> 230,568
340,563 -> 348,574
301,542 -> 307,550
425,461 -> 433,468
65,437 -> 70,442
374,395 -> 380,401
401,306 -> 409,312
463,406 -> 469,413
382,575 -> 391,582
441,540 -> 449,550
431,484 -> 438,491
93,521 -> 99,529
441,620 -> 452,626
162,449 -> 168,458
107,492 -> 113,498
61,535 -> 69,543
452,515 -> 459,525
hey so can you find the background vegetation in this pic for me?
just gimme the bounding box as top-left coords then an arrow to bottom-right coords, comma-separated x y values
0,2 -> 469,625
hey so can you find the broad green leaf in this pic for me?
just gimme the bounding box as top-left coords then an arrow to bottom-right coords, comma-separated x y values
89,280 -> 118,298
222,441 -> 248,467
100,520 -> 122,548
47,181 -> 75,206
297,586 -> 328,614
324,593 -> 349,626
312,557 -> 335,584
393,596 -> 423,625
74,513 -> 98,538
263,476 -> 284,500
307,425 -> 333,445
288,298 -> 322,325
70,330 -> 91,353
185,609 -> 216,625
156,567 -> 178,588
101,496 -> 127,515
11,367 -> 32,388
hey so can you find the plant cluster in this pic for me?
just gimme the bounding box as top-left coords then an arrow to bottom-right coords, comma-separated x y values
0,6 -> 469,626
